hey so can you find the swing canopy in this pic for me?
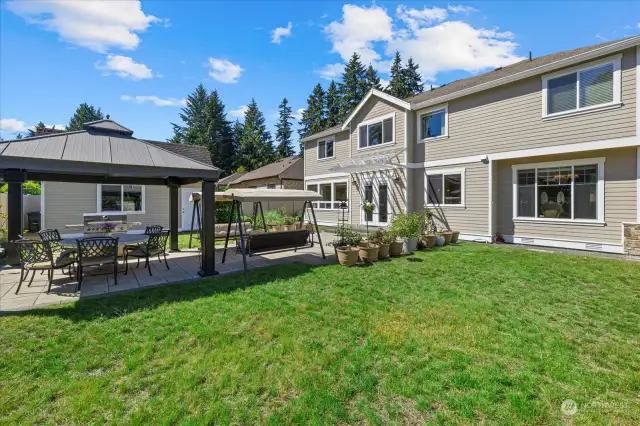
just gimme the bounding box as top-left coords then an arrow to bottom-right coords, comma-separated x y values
217,188 -> 323,202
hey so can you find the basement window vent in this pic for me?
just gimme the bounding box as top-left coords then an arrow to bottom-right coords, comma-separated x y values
520,237 -> 535,244
585,243 -> 603,251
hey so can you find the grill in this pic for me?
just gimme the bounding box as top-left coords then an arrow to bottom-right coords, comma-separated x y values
83,214 -> 129,234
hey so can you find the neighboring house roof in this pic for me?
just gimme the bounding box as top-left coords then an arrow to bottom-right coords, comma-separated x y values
231,157 -> 303,184
143,140 -> 214,167
83,119 -> 134,135
218,172 -> 246,186
301,36 -> 640,142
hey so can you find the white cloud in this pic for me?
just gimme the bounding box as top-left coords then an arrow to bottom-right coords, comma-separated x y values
121,95 -> 186,107
271,22 -> 293,44
207,58 -> 244,83
230,105 -> 248,118
5,0 -> 166,52
96,55 -> 155,80
447,4 -> 478,14
379,78 -> 390,89
292,108 -> 305,120
320,4 -> 523,83
0,118 -> 29,133
320,13 -> 328,19
316,62 -> 344,80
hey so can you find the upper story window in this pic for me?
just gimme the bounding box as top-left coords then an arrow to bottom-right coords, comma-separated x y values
418,105 -> 448,142
99,184 -> 144,213
542,56 -> 621,118
358,113 -> 394,149
317,137 -> 334,160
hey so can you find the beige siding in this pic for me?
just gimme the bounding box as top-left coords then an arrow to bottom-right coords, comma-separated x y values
350,98 -> 406,164
496,148 -> 637,245
422,49 -> 637,162
304,130 -> 350,177
424,162 -> 490,236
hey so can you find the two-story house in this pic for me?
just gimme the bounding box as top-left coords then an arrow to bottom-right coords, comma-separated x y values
302,36 -> 640,255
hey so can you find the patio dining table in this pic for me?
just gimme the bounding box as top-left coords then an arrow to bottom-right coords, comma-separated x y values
59,234 -> 150,275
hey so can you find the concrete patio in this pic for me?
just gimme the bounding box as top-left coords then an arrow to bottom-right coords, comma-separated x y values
0,237 -> 333,312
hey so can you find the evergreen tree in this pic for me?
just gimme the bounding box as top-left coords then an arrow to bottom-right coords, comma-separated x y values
403,57 -> 424,95
239,99 -> 275,170
298,84 -> 325,140
364,65 -> 383,91
171,84 -> 210,147
275,97 -> 295,158
386,51 -> 411,99
67,103 -> 105,130
16,133 -> 23,139
325,80 -> 341,128
338,53 -> 368,121
232,120 -> 244,167
205,90 -> 234,174
27,121 -> 46,137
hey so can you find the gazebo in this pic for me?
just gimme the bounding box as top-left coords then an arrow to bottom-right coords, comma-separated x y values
0,120 -> 222,276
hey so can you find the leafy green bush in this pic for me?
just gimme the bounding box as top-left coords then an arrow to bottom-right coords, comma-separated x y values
254,209 -> 286,229
0,180 -> 41,195
390,212 -> 422,239
330,226 -> 362,247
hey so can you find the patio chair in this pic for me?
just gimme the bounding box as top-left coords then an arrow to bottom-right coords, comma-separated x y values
12,239 -> 76,294
123,225 -> 163,264
76,237 -> 119,291
38,229 -> 76,274
124,230 -> 170,276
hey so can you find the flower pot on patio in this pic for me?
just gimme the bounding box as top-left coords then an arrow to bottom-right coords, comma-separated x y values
421,234 -> 436,249
358,243 -> 379,263
390,240 -> 404,257
442,231 -> 453,245
336,246 -> 359,266
377,243 -> 390,259
403,237 -> 418,253
451,231 -> 460,243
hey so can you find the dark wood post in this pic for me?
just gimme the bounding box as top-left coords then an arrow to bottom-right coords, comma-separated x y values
169,184 -> 180,252
198,180 -> 218,276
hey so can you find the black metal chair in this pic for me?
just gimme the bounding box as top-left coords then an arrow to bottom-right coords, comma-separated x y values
124,230 -> 170,276
123,225 -> 164,265
38,229 -> 76,274
12,239 -> 76,294
76,237 -> 119,291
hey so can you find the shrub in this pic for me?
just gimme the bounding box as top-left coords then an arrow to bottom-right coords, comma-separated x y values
254,209 -> 286,229
0,180 -> 41,195
330,226 -> 362,247
368,228 -> 388,245
390,212 -> 422,239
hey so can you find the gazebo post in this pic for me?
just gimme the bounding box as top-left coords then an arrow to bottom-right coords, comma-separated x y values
4,170 -> 25,265
168,183 -> 180,252
198,180 -> 218,277
308,202 -> 325,259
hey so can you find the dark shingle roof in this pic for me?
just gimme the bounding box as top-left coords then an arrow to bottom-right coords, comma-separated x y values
83,119 -> 134,135
218,172 -> 246,186
407,38 -> 629,106
143,141 -> 214,167
232,157 -> 302,184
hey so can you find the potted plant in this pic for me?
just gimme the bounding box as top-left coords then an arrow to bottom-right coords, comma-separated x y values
369,228 -> 390,259
390,212 -> 421,254
362,201 -> 375,236
450,230 -> 460,243
330,226 -> 361,266
435,231 -> 446,247
442,229 -> 453,245
283,216 -> 296,231
420,209 -> 437,249
101,222 -> 116,237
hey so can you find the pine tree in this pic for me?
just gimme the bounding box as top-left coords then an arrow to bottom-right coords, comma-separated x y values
338,53 -> 368,121
27,122 -> 46,137
16,133 -> 23,139
275,97 -> 295,158
386,51 -> 411,99
403,57 -> 424,95
298,84 -> 325,141
325,80 -> 341,128
239,99 -> 275,170
67,103 -> 105,130
205,90 -> 234,174
171,84 -> 210,147
364,65 -> 383,91
232,120 -> 244,169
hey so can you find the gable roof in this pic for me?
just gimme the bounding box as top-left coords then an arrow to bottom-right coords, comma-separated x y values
83,119 -> 134,135
218,172 -> 246,186
232,157 -> 303,184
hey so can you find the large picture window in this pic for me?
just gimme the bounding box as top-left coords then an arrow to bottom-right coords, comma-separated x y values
99,185 -> 144,213
358,114 -> 394,149
419,107 -> 447,141
513,159 -> 603,222
317,138 -> 334,160
543,57 -> 620,117
426,170 -> 463,206
307,181 -> 348,210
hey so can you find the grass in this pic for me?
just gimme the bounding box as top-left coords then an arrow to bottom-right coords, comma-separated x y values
1,244 -> 639,424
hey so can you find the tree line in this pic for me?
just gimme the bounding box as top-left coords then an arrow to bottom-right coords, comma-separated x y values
297,51 -> 424,150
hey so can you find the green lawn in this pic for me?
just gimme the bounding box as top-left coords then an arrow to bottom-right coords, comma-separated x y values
1,244 -> 639,424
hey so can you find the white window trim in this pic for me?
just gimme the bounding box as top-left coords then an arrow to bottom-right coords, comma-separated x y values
425,167 -> 466,208
360,175 -> 393,226
316,136 -> 335,161
541,54 -> 622,119
416,104 -> 449,143
96,184 -> 146,214
511,157 -> 605,224
356,112 -> 395,151
306,179 -> 349,211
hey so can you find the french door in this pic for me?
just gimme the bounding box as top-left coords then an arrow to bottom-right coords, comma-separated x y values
361,176 -> 390,226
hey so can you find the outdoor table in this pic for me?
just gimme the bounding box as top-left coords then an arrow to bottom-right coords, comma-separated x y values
60,234 -> 149,274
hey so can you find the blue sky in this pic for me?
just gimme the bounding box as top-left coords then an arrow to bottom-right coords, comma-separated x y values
1,1 -> 638,144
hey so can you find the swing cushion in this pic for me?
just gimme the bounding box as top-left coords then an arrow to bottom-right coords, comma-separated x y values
244,229 -> 310,254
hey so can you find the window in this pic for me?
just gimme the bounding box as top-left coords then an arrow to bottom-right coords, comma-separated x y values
99,185 -> 144,213
426,171 -> 462,206
419,107 -> 447,140
543,57 -> 620,117
358,114 -> 394,148
306,182 -> 349,210
317,138 -> 334,159
513,159 -> 603,222
267,184 -> 276,189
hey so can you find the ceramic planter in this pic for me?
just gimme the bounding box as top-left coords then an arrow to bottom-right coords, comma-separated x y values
358,243 -> 379,263
336,246 -> 359,266
421,234 -> 436,249
442,231 -> 453,245
403,237 -> 418,253
377,243 -> 390,259
451,231 -> 460,243
389,240 -> 404,257
435,235 -> 445,246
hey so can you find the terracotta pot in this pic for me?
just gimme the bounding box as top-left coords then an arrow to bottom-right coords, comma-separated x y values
389,240 -> 404,257
421,234 -> 436,248
336,246 -> 359,266
377,243 -> 390,259
284,224 -> 296,231
359,244 -> 379,263
403,237 -> 418,253
451,231 -> 460,243
442,231 -> 453,245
